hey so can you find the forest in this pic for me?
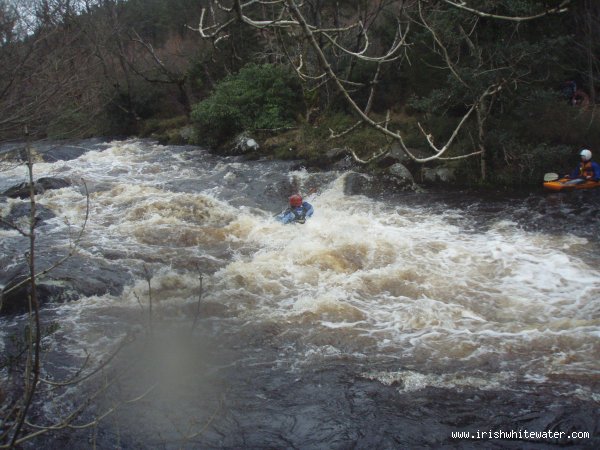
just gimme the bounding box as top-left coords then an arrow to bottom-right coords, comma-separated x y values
1,0 -> 600,186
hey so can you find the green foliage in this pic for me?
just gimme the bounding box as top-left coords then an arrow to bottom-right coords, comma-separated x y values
504,89 -> 600,148
487,140 -> 572,187
476,88 -> 600,186
191,63 -> 303,147
303,112 -> 389,159
139,116 -> 189,138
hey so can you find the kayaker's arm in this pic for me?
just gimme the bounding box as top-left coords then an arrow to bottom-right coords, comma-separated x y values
592,162 -> 600,181
277,209 -> 295,224
303,202 -> 314,218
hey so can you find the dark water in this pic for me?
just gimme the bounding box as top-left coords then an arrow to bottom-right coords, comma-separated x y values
1,139 -> 598,448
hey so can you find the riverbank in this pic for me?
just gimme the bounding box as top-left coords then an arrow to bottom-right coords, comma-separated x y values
137,112 -> 475,190
137,109 -> 580,191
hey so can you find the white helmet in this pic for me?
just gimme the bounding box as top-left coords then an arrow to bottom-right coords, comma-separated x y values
580,149 -> 592,161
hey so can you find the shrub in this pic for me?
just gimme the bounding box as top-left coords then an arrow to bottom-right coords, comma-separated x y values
191,63 -> 303,147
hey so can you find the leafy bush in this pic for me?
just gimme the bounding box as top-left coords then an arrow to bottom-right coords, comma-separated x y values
191,63 -> 303,147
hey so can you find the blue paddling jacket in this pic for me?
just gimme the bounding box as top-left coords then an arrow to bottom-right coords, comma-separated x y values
277,201 -> 314,224
570,160 -> 600,181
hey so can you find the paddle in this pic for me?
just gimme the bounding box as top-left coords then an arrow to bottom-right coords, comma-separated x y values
543,172 -> 560,182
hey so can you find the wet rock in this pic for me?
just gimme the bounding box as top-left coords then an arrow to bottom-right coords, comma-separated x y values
388,163 -> 415,186
2,182 -> 35,199
343,172 -> 373,196
384,143 -> 432,165
36,139 -> 105,162
325,147 -> 347,162
344,165 -> 417,197
0,265 -> 73,315
228,134 -> 260,154
2,177 -> 71,199
388,142 -> 413,164
0,202 -> 56,230
295,147 -> 363,171
1,139 -> 104,165
0,256 -> 131,316
423,166 -> 456,183
38,177 -> 72,190
0,144 -> 24,164
261,179 -> 297,207
1,277 -> 81,315
179,126 -> 195,142
331,155 -> 358,171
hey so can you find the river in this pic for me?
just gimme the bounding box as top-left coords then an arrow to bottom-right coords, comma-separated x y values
1,139 -> 599,448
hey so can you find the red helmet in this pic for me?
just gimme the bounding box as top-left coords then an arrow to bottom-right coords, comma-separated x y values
289,194 -> 303,207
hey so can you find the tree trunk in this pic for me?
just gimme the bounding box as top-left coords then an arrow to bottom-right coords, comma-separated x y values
584,0 -> 596,105
476,99 -> 487,181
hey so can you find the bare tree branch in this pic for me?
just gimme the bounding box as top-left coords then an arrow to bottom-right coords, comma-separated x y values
192,0 -> 492,163
442,0 -> 571,22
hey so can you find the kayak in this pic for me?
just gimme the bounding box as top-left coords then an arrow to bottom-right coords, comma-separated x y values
543,178 -> 600,191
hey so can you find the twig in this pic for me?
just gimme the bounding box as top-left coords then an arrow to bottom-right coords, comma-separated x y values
191,272 -> 204,332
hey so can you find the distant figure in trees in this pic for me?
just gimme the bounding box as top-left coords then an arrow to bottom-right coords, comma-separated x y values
562,80 -> 577,102
572,89 -> 590,107
561,80 -> 590,108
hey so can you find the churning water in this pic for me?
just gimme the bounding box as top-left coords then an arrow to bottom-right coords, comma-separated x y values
1,139 -> 599,448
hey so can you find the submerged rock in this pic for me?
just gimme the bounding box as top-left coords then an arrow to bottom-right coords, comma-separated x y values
0,271 -> 78,315
0,202 -> 56,230
2,177 -> 71,199
0,256 -> 131,316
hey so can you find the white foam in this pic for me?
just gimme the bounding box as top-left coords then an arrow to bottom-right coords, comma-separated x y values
3,140 -> 598,389
362,369 -> 515,392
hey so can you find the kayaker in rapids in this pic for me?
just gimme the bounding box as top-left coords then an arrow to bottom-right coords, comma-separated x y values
276,194 -> 314,224
562,149 -> 600,185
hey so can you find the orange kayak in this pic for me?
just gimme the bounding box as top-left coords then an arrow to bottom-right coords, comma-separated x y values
543,178 -> 600,191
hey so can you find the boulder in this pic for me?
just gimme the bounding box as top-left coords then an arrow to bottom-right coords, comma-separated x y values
388,142 -> 412,164
2,182 -> 36,199
2,177 -> 71,199
331,155 -> 358,171
0,273 -> 80,315
344,164 -> 417,197
0,256 -> 130,316
388,163 -> 415,184
325,147 -> 347,161
343,172 -> 374,196
378,163 -> 417,192
229,134 -> 260,154
387,143 -> 431,164
1,139 -> 104,165
38,177 -> 71,190
37,139 -> 105,162
422,167 -> 456,183
0,202 -> 56,230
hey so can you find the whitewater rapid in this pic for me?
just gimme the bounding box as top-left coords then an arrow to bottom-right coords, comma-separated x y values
1,139 -> 599,447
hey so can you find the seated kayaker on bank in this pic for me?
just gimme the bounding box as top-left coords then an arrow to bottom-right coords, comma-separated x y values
563,149 -> 600,185
277,194 -> 314,224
